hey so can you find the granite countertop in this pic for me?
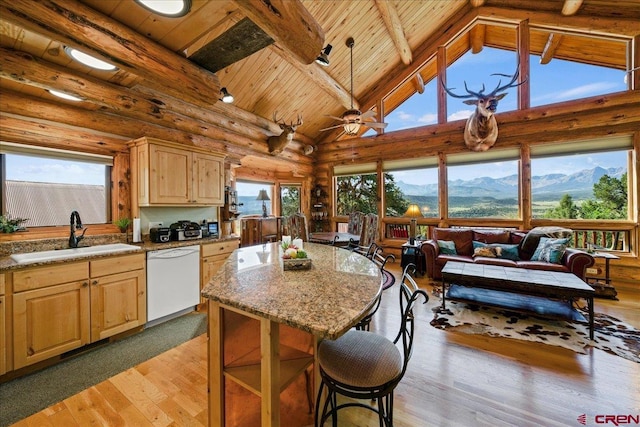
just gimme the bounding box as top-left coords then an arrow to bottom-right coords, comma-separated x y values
202,242 -> 383,340
0,235 -> 240,272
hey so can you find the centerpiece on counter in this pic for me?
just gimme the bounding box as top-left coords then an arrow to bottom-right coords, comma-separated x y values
281,237 -> 312,270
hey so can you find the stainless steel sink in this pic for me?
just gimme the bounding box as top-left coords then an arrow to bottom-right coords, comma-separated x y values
10,243 -> 142,264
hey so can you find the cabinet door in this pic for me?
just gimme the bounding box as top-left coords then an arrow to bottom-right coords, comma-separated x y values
201,241 -> 238,303
149,143 -> 192,204
90,269 -> 146,342
193,152 -> 224,204
0,272 -> 5,374
13,281 -> 90,369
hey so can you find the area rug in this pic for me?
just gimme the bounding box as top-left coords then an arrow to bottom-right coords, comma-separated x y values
430,301 -> 640,363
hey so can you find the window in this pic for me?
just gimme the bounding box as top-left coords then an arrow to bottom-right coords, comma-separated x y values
446,149 -> 520,219
383,158 -> 439,218
385,76 -> 438,132
1,143 -> 111,227
531,137 -> 631,220
236,181 -> 272,216
334,163 -> 378,216
280,185 -> 301,216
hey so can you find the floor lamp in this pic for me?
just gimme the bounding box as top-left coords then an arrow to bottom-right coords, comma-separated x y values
404,204 -> 422,245
257,189 -> 270,218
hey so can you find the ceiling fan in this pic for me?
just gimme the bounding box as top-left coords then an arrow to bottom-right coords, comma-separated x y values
320,37 -> 388,136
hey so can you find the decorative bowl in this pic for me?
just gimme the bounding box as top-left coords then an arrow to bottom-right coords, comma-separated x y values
283,257 -> 312,271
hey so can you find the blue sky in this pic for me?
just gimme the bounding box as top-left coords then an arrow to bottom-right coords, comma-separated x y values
6,48 -> 628,187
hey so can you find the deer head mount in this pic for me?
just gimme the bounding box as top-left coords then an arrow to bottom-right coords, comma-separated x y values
443,65 -> 523,152
268,112 -> 303,155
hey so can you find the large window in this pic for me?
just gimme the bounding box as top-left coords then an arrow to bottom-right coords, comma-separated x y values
383,158 -> 439,218
446,149 -> 520,219
280,185 -> 301,217
1,143 -> 111,227
334,163 -> 378,216
236,181 -> 272,216
531,138 -> 631,220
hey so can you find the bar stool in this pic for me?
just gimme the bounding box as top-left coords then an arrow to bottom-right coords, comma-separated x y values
314,264 -> 428,427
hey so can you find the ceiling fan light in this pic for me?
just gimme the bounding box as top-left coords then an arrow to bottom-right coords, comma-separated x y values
343,122 -> 361,135
342,109 -> 362,135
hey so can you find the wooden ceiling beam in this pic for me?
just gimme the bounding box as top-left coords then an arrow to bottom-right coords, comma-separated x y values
232,0 -> 324,65
412,73 -> 425,94
0,0 -> 220,108
540,33 -> 563,64
374,0 -> 413,65
470,24 -> 486,54
562,0 -> 583,16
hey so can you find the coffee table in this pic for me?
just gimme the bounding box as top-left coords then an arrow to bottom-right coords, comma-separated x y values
441,261 -> 595,339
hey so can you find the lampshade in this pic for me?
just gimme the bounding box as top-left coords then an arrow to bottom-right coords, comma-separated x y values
256,189 -> 270,201
315,44 -> 332,66
404,204 -> 422,218
220,87 -> 234,103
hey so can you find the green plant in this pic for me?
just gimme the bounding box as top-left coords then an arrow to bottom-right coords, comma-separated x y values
113,217 -> 131,232
0,214 -> 29,233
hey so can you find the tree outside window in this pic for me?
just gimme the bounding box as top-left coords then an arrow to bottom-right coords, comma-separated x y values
280,185 -> 301,217
335,173 -> 378,215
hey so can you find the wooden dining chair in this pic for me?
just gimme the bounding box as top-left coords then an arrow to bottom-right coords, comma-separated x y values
314,264 -> 428,427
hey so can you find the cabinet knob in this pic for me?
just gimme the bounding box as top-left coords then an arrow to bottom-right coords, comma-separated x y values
82,281 -> 89,287
92,280 -> 99,286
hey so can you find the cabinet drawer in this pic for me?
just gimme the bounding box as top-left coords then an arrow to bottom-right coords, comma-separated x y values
13,262 -> 89,292
202,240 -> 239,257
91,253 -> 145,277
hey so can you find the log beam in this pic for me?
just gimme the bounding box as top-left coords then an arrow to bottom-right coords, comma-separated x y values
375,0 -> 413,65
233,0 -> 324,65
0,0 -> 220,108
470,24 -> 486,54
540,33 -> 563,64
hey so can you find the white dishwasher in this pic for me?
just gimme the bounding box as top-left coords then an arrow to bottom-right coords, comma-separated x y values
146,245 -> 200,326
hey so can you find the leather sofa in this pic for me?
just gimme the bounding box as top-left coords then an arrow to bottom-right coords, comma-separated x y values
421,227 -> 594,280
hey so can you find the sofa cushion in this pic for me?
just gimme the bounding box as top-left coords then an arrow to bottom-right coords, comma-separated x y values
474,257 -> 518,268
438,240 -> 457,255
473,230 -> 510,244
531,237 -> 569,264
473,246 -> 500,257
517,261 -> 569,273
433,228 -> 474,256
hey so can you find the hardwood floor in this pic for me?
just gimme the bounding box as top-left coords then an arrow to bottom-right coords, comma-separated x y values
12,263 -> 639,427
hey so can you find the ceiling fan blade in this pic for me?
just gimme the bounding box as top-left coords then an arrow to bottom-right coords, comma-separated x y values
363,122 -> 388,129
360,110 -> 376,119
320,124 -> 347,131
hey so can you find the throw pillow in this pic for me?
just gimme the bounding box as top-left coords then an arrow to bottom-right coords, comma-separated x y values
531,237 -> 569,263
437,240 -> 457,255
473,246 -> 501,258
491,243 -> 520,261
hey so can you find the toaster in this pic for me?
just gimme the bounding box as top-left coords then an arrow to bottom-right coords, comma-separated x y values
150,227 -> 171,243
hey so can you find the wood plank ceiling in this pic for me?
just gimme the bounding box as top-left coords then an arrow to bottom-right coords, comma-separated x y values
0,0 -> 638,176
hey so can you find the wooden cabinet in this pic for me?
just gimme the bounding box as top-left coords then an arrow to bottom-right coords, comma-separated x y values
201,240 -> 239,304
129,137 -> 225,210
241,217 -> 281,246
89,253 -> 146,341
12,262 -> 90,369
0,274 -> 6,375
11,253 -> 146,370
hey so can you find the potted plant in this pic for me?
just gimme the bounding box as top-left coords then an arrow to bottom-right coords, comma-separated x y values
113,217 -> 131,233
0,214 -> 28,233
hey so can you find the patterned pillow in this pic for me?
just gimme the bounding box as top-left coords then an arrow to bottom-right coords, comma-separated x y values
531,237 -> 569,264
473,246 -> 500,258
437,240 -> 457,255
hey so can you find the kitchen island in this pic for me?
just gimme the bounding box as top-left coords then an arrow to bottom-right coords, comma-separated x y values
201,242 -> 382,427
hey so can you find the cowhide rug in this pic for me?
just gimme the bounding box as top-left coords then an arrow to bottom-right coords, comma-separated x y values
430,301 -> 640,363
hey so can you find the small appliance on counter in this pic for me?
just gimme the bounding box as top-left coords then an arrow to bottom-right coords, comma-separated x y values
150,227 -> 171,243
169,220 -> 202,241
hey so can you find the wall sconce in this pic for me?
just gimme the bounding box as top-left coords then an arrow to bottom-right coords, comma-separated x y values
404,204 -> 422,245
315,44 -> 332,66
256,189 -> 270,218
220,87 -> 234,103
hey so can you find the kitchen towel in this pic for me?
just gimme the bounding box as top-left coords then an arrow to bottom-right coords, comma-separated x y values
133,218 -> 141,242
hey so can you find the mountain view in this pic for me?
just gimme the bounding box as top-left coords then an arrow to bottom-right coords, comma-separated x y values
398,166 -> 624,200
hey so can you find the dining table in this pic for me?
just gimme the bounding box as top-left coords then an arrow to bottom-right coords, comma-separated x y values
201,241 -> 383,427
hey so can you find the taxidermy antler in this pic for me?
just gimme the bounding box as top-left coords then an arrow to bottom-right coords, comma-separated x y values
442,64 -> 523,152
268,112 -> 303,155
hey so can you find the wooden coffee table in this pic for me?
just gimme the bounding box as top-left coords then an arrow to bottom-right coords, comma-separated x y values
441,261 -> 596,339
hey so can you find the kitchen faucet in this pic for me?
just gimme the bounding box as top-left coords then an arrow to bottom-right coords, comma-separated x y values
69,210 -> 88,248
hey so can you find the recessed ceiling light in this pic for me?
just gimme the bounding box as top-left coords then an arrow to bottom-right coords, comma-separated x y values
64,47 -> 117,71
135,0 -> 191,17
48,89 -> 83,102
